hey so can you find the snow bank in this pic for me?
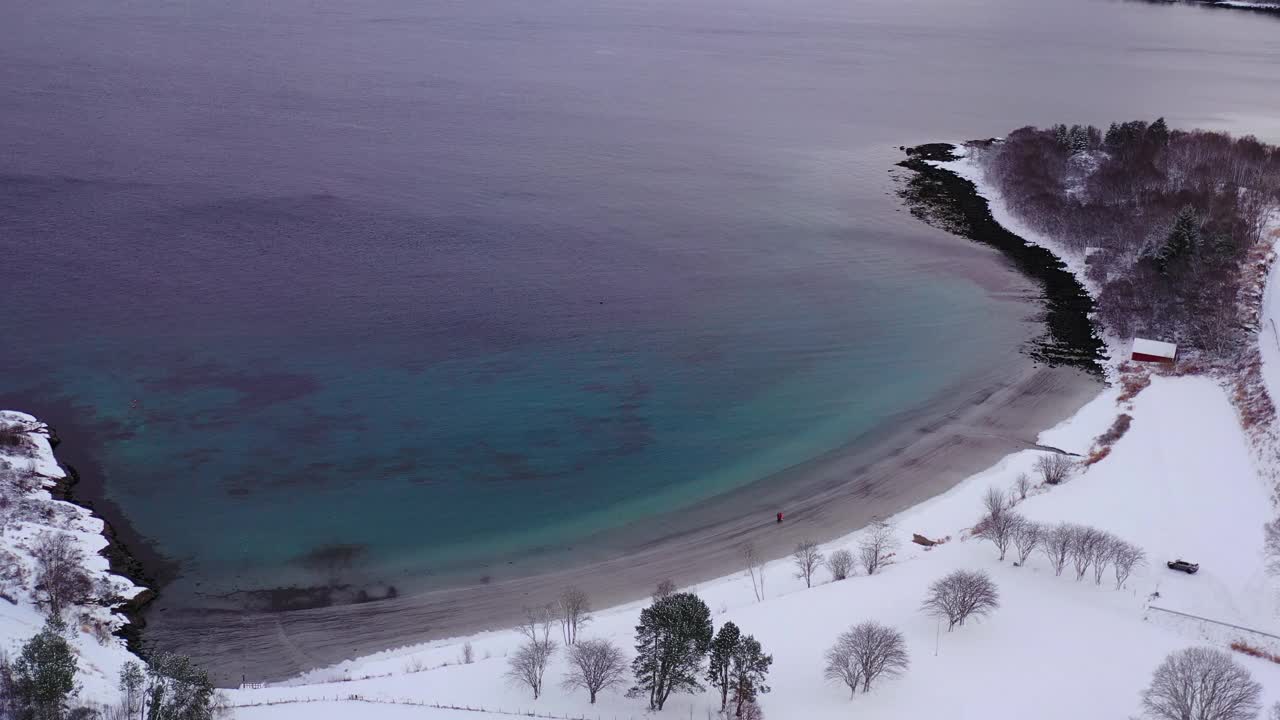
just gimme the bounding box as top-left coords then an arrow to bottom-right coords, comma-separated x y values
0,411 -> 143,706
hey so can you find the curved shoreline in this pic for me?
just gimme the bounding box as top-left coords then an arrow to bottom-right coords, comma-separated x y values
43,434 -> 161,655
132,145 -> 1108,686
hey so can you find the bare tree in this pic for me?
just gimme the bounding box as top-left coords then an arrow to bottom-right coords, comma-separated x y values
562,638 -> 627,704
983,486 -> 1008,519
921,570 -> 1000,631
1041,522 -> 1073,576
824,622 -> 909,696
518,604 -> 556,645
825,549 -> 854,581
461,642 -> 474,665
1141,647 -> 1261,720
1091,533 -> 1119,585
744,543 -> 766,602
1113,540 -> 1147,589
859,519 -> 897,576
1011,518 -> 1042,565
509,605 -> 557,699
793,541 -> 823,589
653,578 -> 676,601
507,638 -> 557,700
31,532 -> 92,618
1070,525 -> 1105,581
557,586 -> 592,645
1035,454 -> 1074,486
976,510 -> 1021,561
1014,472 -> 1032,501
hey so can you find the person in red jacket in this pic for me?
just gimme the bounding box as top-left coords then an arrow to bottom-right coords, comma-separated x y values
776,511 -> 784,523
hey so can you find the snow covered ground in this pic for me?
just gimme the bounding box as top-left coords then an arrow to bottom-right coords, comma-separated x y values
0,411 -> 144,707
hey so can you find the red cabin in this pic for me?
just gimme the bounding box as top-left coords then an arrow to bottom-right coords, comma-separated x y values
1131,337 -> 1177,364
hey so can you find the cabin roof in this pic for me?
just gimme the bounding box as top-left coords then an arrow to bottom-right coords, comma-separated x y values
1132,337 -> 1177,358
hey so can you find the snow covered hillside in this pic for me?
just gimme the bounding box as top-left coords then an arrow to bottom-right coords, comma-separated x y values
0,411 -> 143,706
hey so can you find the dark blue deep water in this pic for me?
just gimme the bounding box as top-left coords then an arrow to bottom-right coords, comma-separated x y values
2,0 -> 1277,604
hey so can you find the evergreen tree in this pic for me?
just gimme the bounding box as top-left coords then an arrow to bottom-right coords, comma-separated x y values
144,653 -> 216,720
11,618 -> 78,720
1053,124 -> 1070,150
1104,122 -> 1122,148
1147,117 -> 1170,147
119,661 -> 145,720
706,621 -> 741,710
1068,124 -> 1090,155
729,635 -> 772,719
628,592 -> 713,711
1156,206 -> 1201,274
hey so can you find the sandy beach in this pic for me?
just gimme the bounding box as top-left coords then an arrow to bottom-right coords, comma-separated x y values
144,359 -> 1101,686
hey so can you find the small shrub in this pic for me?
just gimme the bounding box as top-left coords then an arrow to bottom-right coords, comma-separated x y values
1229,640 -> 1280,665
1082,447 -> 1111,466
1096,413 -> 1133,447
1118,373 -> 1151,403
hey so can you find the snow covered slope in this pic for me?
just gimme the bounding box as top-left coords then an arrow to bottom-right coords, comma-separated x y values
0,411 -> 142,706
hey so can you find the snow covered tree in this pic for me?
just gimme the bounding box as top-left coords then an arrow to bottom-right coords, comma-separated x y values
1142,648 -> 1260,720
119,660 -> 145,720
561,638 -> 626,704
628,592 -> 713,710
728,635 -> 772,719
9,618 -> 78,720
143,653 -> 216,720
707,622 -> 741,710
825,549 -> 854,581
792,540 -> 823,589
921,570 -> 999,631
557,586 -> 592,646
824,622 -> 908,696
859,519 -> 897,576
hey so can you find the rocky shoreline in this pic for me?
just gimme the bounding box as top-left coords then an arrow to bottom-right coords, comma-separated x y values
896,142 -> 1106,374
43,428 -> 158,656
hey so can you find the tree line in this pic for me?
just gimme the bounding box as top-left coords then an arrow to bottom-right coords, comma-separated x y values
982,120 -> 1280,357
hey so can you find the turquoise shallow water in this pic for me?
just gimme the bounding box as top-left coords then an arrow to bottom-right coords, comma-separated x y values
4,0 -> 1276,608
3,242 -> 1026,599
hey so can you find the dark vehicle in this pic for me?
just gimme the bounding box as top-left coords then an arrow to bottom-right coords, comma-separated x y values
1167,559 -> 1199,574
